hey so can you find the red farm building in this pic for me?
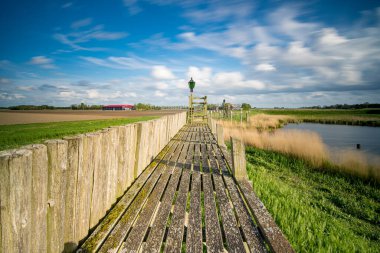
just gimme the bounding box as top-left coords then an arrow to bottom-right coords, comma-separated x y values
102,104 -> 134,111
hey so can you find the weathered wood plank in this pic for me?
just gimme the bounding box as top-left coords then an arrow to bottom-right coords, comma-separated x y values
98,165 -> 165,253
74,134 -> 96,243
45,140 -> 68,253
0,149 -> 33,253
185,143 -> 194,171
88,132 -> 103,229
212,174 -> 245,252
186,171 -> 202,253
61,135 -> 83,252
143,169 -> 182,252
80,139 -> 177,252
120,166 -> 173,252
224,176 -> 266,252
238,180 -> 295,253
203,173 -> 224,253
193,143 -> 201,172
23,144 -> 48,253
164,169 -> 191,252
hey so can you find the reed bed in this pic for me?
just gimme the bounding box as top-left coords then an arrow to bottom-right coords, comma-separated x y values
220,117 -> 380,181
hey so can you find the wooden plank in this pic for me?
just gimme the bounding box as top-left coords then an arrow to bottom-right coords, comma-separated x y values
212,174 -> 245,252
143,169 -> 182,252
125,124 -> 137,187
98,165 -> 165,253
120,166 -> 173,252
237,180 -> 295,253
186,171 -> 202,253
61,135 -> 83,252
122,142 -> 184,252
74,134 -> 95,243
0,149 -> 33,253
193,143 -> 201,172
106,128 -> 118,209
80,138 -> 177,252
23,144 -> 48,253
88,132 -> 103,229
45,140 -> 68,253
164,169 -> 191,252
203,173 -> 224,253
224,176 -> 266,252
201,143 -> 208,172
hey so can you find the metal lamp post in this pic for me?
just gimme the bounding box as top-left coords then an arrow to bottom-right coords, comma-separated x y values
188,78 -> 195,123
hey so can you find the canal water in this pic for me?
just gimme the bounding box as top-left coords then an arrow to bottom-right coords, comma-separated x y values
280,123 -> 380,156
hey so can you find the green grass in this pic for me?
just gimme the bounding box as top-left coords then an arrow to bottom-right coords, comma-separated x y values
212,108 -> 380,126
245,146 -> 380,252
256,108 -> 380,126
0,116 -> 157,151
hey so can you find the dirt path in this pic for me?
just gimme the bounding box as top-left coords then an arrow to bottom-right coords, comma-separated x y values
0,110 -> 183,125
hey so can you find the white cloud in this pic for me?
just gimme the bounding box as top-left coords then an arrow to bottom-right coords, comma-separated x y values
71,18 -> 93,29
154,90 -> 167,97
255,63 -> 276,72
29,56 -> 56,69
269,6 -> 319,41
155,82 -> 169,89
186,66 -> 212,86
318,28 -> 348,46
54,24 -> 127,51
151,65 -> 175,80
81,56 -> 155,70
0,92 -> 25,100
213,71 -> 266,90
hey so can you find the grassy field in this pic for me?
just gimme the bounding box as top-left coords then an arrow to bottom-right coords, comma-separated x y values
0,116 -> 156,151
245,146 -> 380,252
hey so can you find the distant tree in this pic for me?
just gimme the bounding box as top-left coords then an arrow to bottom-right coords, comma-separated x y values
135,103 -> 161,110
241,103 -> 252,110
207,104 -> 218,110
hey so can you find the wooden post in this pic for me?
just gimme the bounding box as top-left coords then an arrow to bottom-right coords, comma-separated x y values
45,140 -> 68,253
216,124 -> 225,147
62,135 -> 83,251
240,109 -> 243,125
88,132 -> 103,229
24,144 -> 48,253
230,137 -> 248,180
0,149 -> 33,253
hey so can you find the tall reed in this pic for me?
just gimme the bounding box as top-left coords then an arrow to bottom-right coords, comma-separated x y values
220,119 -> 380,181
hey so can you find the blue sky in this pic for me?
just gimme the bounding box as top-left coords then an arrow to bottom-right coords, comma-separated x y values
0,0 -> 379,107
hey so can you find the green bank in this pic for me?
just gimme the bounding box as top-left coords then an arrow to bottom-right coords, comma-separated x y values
246,146 -> 380,252
256,108 -> 380,126
0,116 -> 157,151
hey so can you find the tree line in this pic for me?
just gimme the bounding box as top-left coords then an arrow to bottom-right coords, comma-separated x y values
301,103 -> 380,109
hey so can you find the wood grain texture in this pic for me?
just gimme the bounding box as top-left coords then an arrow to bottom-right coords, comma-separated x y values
24,144 -> 48,253
165,170 -> 191,253
45,140 -> 68,253
186,171 -> 202,253
62,136 -> 83,252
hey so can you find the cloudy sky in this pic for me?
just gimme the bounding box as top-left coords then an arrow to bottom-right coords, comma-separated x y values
0,0 -> 379,107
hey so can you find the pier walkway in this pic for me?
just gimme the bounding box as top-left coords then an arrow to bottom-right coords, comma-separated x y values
79,123 -> 293,253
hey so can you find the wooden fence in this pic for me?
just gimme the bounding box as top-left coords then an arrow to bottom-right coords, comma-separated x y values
0,112 -> 186,253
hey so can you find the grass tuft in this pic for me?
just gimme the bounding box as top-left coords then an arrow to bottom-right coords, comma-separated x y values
245,146 -> 380,252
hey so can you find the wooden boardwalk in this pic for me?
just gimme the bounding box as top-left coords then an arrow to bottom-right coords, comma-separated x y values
80,123 -> 271,252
